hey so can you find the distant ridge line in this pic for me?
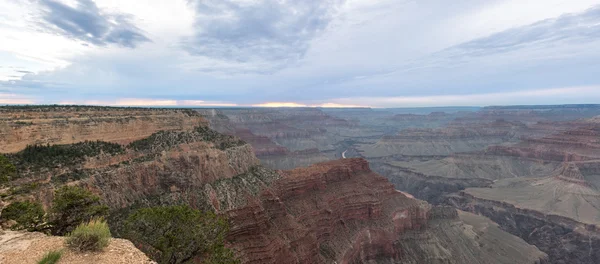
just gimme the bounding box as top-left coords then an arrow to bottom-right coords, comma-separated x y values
484,104 -> 600,110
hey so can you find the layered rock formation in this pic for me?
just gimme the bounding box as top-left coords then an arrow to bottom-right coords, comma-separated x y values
0,106 -> 207,153
486,123 -> 600,162
1,106 -> 552,264
358,119 -> 568,158
193,105 -> 600,263
97,157 -> 547,264
397,209 -> 548,264
448,171 -> 600,264
438,124 -> 600,263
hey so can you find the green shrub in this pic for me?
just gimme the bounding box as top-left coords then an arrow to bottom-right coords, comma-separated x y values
0,155 -> 16,184
0,201 -> 45,231
37,250 -> 63,264
66,219 -> 111,252
9,182 -> 40,195
17,141 -> 123,170
50,186 -> 109,235
127,126 -> 245,152
124,205 -> 238,264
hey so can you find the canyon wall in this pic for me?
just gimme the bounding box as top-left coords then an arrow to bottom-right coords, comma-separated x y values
0,106 -> 207,153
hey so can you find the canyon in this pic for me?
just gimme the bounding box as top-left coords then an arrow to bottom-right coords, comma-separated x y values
0,106 -> 550,263
197,104 -> 600,263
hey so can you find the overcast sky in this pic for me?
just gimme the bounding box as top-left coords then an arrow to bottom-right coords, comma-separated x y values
1,0 -> 600,107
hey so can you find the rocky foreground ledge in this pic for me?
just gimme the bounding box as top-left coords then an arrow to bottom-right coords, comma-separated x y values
0,230 -> 154,264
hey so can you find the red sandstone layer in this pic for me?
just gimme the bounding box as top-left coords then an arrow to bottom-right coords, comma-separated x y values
221,158 -> 430,264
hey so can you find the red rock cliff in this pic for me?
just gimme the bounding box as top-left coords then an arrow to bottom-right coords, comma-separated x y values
208,158 -> 431,264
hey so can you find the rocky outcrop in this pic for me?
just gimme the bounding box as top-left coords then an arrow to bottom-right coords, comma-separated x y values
1,125 -> 258,210
0,106 -> 207,153
84,143 -> 259,208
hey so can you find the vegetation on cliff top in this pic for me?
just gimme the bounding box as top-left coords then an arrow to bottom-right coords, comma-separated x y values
0,154 -> 16,184
0,105 -> 202,116
0,200 -> 45,231
1,186 -> 110,236
14,141 -> 124,170
128,126 -> 245,151
50,186 -> 109,235
66,219 -> 112,252
124,205 -> 237,264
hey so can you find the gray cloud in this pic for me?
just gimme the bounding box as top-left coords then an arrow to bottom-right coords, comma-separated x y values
446,5 -> 600,58
287,5 -> 600,99
38,0 -> 150,48
182,0 -> 344,72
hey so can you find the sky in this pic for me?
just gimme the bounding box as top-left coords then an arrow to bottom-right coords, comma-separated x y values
1,0 -> 600,108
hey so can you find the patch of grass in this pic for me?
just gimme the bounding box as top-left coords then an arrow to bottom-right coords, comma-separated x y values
37,250 -> 63,264
66,219 -> 111,252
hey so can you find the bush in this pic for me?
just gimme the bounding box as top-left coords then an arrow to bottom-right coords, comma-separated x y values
9,182 -> 40,195
66,219 -> 111,252
124,205 -> 237,264
37,250 -> 63,264
18,141 -> 124,170
50,186 -> 109,235
0,201 -> 45,231
0,155 -> 16,184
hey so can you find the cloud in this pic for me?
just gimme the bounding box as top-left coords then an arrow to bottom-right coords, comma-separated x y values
182,0 -> 345,73
179,100 -> 238,107
2,0 -> 600,107
54,98 -> 239,107
38,0 -> 150,48
317,5 -> 600,99
446,5 -> 600,58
